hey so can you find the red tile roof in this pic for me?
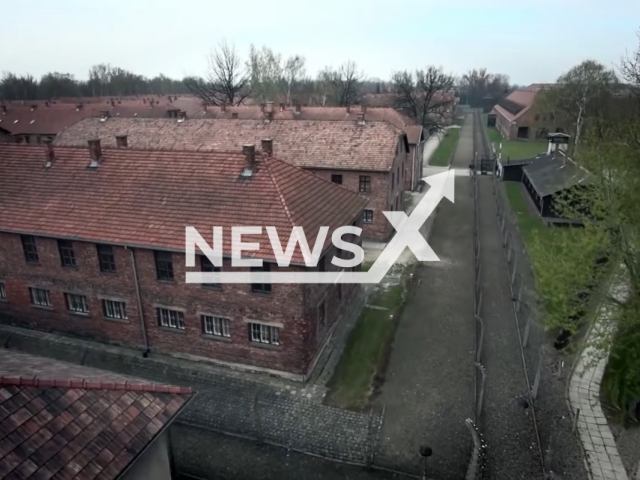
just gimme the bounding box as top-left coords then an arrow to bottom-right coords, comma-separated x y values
0,376 -> 192,480
0,105 -> 95,136
492,84 -> 551,122
0,144 -> 368,263
195,105 -> 424,145
54,118 -> 405,172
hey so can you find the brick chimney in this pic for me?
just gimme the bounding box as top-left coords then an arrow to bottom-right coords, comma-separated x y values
346,105 -> 351,114
232,112 -> 238,119
266,101 -> 274,113
99,110 -> 110,121
360,104 -> 367,113
265,111 -> 274,123
177,110 -> 187,122
357,113 -> 365,125
279,103 -> 285,112
260,103 -> 266,113
44,140 -> 54,168
88,139 -> 102,167
295,104 -> 301,114
242,144 -> 256,173
115,135 -> 128,148
44,101 -> 50,107
261,138 -> 273,157
110,99 -> 115,107
221,103 -> 226,112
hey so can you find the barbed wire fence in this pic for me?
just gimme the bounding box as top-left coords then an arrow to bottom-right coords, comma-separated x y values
465,111 -> 487,480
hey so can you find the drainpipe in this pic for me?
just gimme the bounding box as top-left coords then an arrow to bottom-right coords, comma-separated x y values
411,147 -> 415,191
128,247 -> 150,357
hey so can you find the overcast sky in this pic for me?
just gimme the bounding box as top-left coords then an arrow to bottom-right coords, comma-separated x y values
1,0 -> 638,86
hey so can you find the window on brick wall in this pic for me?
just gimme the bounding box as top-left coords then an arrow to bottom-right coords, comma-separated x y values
157,307 -> 185,330
362,209 -> 374,223
65,293 -> 89,314
249,323 -> 280,346
202,315 -> 230,337
154,251 -> 174,280
29,287 -> 51,307
21,235 -> 39,264
359,175 -> 371,193
251,263 -> 272,294
97,244 -> 116,273
58,240 -> 77,268
331,174 -> 343,185
102,299 -> 127,320
200,256 -> 221,289
0,282 -> 6,300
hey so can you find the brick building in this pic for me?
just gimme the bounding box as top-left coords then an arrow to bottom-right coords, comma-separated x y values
0,142 -> 367,379
492,84 -> 563,140
198,104 -> 425,191
55,117 -> 407,240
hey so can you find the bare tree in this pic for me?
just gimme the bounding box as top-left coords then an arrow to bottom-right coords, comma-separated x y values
284,55 -> 306,105
621,29 -> 640,99
185,41 -> 251,105
392,66 -> 456,132
319,61 -> 364,106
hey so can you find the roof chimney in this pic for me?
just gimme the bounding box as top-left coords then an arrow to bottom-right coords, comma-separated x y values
261,138 -> 273,157
264,111 -> 273,123
177,110 -> 187,122
44,140 -> 54,169
99,110 -> 110,121
110,99 -> 115,107
357,113 -> 365,125
88,139 -> 102,167
44,101 -> 50,108
260,103 -> 266,113
231,112 -> 238,119
295,104 -> 301,114
221,103 -> 226,112
346,105 -> 351,114
115,135 -> 128,148
360,104 -> 367,113
279,103 -> 285,112
266,101 -> 274,113
242,144 -> 256,176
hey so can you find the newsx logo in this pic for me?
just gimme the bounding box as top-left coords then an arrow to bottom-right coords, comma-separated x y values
184,170 -> 455,284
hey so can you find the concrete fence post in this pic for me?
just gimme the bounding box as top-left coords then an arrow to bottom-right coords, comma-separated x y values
516,280 -> 524,310
475,363 -> 487,417
532,356 -> 542,400
523,315 -> 531,348
572,408 -> 580,433
510,255 -> 518,286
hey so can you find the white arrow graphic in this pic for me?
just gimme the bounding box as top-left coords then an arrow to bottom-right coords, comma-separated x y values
185,169 -> 455,284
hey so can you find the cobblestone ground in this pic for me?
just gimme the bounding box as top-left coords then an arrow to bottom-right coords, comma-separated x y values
372,114 -> 476,479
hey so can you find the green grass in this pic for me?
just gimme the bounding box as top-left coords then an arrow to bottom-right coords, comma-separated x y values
326,283 -> 404,410
504,182 -> 549,245
481,113 -> 547,161
429,128 -> 460,166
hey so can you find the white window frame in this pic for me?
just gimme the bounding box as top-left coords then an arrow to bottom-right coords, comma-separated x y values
30,287 -> 51,307
362,209 -> 374,223
158,307 -> 185,330
65,293 -> 89,314
249,323 -> 280,346
102,299 -> 127,320
202,314 -> 231,337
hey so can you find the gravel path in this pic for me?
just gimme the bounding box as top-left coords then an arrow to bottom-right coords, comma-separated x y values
373,114 -> 475,479
477,175 -> 544,479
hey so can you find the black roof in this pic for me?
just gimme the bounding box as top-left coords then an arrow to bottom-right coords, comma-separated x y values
523,154 -> 590,197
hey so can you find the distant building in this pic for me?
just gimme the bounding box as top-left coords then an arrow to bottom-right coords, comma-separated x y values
55,117 -> 405,240
491,84 -> 563,141
0,142 -> 367,379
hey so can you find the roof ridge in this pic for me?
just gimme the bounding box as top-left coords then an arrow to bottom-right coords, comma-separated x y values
0,376 -> 193,395
263,156 -> 297,231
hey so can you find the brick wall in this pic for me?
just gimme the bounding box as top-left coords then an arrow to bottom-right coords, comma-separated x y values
308,137 -> 406,241
0,232 -> 360,376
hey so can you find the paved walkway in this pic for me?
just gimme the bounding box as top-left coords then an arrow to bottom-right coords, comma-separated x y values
569,282 -> 629,480
372,114 -> 476,479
